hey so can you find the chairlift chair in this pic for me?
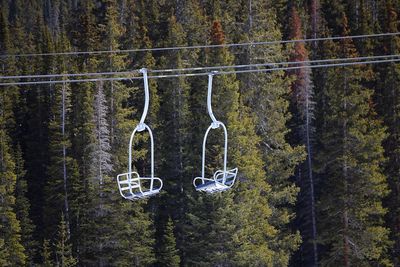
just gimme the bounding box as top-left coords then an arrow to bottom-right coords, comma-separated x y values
117,68 -> 163,200
193,72 -> 238,193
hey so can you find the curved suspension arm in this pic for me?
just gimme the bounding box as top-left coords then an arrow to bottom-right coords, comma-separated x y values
200,72 -> 228,183
127,69 -> 155,193
138,68 -> 150,128
207,72 -> 219,125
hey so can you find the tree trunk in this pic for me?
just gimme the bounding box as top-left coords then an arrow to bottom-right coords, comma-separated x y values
342,73 -> 350,267
343,209 -> 350,267
110,81 -> 114,147
62,83 -> 71,238
311,0 -> 319,49
305,95 -> 318,266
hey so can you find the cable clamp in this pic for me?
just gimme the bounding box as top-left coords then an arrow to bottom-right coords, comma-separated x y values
137,123 -> 147,132
211,121 -> 221,129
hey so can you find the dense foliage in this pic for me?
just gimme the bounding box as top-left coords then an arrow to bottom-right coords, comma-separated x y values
0,0 -> 399,266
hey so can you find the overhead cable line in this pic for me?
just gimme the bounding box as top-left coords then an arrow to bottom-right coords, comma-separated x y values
0,32 -> 399,58
1,54 -> 399,80
149,54 -> 400,74
1,57 -> 399,86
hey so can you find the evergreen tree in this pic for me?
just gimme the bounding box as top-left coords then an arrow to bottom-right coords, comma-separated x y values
81,80 -> 114,266
225,1 -> 305,265
68,1 -> 98,263
100,2 -> 157,266
14,145 -> 37,264
287,6 -> 318,267
21,15 -> 54,248
99,0 -> 127,150
0,5 -> 27,265
310,0 -> 320,50
0,6 -> 19,135
44,80 -> 78,240
157,217 -> 180,267
376,1 -> 400,265
41,239 -> 53,267
0,238 -> 7,266
182,20 -> 237,266
55,214 -> 77,267
183,18 -> 287,266
69,67 -> 95,265
0,95 -> 26,266
1,1 -> 400,266
154,15 -> 190,263
316,14 -> 391,266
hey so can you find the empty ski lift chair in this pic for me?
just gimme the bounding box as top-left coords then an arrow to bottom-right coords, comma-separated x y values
193,72 -> 238,193
117,68 -> 163,200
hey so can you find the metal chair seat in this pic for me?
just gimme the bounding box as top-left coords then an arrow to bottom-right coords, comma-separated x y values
123,189 -> 161,200
117,171 -> 163,200
194,168 -> 238,193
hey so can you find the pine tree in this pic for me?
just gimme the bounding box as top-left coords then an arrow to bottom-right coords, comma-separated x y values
69,60 -> 95,266
3,1 -> 400,266
79,80 -> 114,266
0,6 -> 19,135
123,0 -> 160,124
20,15 -> 54,248
44,80 -> 78,240
0,94 -> 26,266
95,2 -> 158,266
14,145 -> 37,264
0,5 -> 27,265
90,81 -> 113,193
0,238 -> 7,266
310,0 -> 320,50
154,15 -> 190,263
41,239 -> 53,267
316,14 -> 391,266
99,0 -> 127,151
158,217 -> 180,267
181,20 -> 236,266
55,214 -> 77,267
71,0 -> 99,53
68,1 -> 99,263
225,1 -> 305,265
287,6 -> 318,267
376,1 -> 400,265
182,18 -> 287,266
100,2 -> 158,266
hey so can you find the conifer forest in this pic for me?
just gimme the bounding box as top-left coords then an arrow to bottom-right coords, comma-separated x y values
1,0 -> 400,266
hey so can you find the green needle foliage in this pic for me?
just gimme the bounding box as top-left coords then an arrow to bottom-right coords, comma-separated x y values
55,214 -> 77,267
316,14 -> 391,267
158,217 -> 180,267
0,96 -> 26,266
14,145 -> 37,264
41,239 -> 53,267
0,1 -> 399,266
375,1 -> 400,265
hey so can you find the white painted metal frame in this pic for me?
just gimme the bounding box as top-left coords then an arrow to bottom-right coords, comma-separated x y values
117,68 -> 163,200
193,72 -> 238,193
